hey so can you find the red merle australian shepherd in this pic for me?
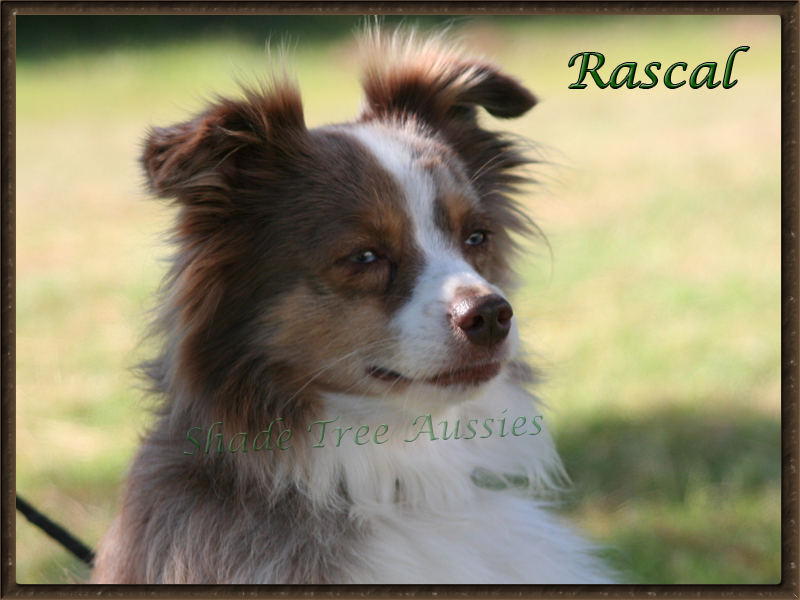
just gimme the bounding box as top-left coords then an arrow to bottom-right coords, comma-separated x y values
92,27 -> 611,584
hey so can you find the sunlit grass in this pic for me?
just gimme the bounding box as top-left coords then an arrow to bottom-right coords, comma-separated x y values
16,16 -> 780,584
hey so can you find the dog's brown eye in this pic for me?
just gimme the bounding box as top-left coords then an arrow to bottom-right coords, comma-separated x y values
465,231 -> 488,246
351,250 -> 380,264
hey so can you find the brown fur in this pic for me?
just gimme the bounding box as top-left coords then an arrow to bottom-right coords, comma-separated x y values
93,29 -> 539,584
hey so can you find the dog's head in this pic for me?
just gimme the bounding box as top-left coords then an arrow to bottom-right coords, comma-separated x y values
144,29 -> 537,425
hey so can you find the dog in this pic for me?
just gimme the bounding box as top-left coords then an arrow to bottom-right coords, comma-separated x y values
91,26 -> 611,584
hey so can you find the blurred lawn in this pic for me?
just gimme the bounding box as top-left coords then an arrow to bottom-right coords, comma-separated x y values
16,16 -> 781,584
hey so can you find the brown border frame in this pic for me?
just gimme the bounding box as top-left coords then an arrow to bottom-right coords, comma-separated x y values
2,2 -> 797,598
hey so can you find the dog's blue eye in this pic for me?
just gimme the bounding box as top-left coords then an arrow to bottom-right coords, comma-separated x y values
351,250 -> 379,264
465,231 -> 487,246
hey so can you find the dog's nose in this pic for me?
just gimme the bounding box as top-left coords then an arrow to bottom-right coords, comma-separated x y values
451,294 -> 513,347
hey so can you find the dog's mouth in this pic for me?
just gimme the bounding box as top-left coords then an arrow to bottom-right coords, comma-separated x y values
368,362 -> 502,387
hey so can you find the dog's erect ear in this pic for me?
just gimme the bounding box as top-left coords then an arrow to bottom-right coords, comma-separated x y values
359,31 -> 536,126
359,29 -> 537,251
142,83 -> 306,201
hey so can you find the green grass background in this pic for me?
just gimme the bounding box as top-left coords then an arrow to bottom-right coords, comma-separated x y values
16,15 -> 781,584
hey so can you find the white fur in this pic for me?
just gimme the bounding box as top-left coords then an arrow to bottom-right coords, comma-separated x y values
314,375 -> 610,584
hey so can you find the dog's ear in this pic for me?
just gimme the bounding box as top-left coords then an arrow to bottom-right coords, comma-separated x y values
359,32 -> 536,126
359,30 -> 536,233
142,83 -> 306,202
455,65 -> 537,119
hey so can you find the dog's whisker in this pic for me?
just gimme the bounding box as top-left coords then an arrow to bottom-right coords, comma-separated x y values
279,340 -> 398,404
467,153 -> 509,188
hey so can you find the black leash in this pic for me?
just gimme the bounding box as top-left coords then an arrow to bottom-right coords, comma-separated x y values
16,494 -> 95,566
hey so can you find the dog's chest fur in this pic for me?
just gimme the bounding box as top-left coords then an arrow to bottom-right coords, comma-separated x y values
267,377 -> 610,584
362,493 -> 601,584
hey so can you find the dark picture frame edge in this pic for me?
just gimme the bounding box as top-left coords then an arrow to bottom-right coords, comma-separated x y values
2,2 -> 796,598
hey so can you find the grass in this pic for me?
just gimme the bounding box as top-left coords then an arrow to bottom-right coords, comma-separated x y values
15,16 -> 781,585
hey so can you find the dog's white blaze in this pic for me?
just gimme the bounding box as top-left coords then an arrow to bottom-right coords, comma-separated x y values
348,126 -> 516,381
347,126 -> 447,256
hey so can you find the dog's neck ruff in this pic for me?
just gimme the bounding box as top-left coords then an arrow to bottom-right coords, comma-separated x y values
300,373 -> 563,514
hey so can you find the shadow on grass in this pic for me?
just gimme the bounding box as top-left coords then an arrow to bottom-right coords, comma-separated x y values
556,402 -> 780,505
554,402 -> 781,583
